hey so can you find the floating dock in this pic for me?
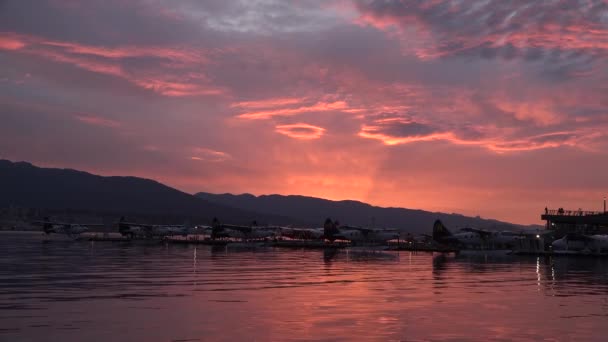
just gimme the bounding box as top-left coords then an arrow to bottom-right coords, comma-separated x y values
166,238 -> 229,246
88,236 -> 130,242
272,240 -> 349,249
387,243 -> 459,253
513,250 -> 608,257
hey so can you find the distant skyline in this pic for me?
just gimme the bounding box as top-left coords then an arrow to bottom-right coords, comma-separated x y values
1,1 -> 608,224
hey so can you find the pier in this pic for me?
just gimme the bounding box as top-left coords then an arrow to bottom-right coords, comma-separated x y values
541,208 -> 608,237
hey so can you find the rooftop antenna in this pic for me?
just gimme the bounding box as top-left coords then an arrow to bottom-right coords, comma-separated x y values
604,196 -> 606,214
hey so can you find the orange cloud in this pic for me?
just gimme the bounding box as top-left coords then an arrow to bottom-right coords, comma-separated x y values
359,127 -> 450,145
0,32 -> 223,97
35,49 -> 125,78
0,34 -> 26,50
359,120 -> 594,153
41,41 -> 203,63
275,123 -> 326,140
191,148 -> 232,162
231,97 -> 305,109
133,79 -> 224,97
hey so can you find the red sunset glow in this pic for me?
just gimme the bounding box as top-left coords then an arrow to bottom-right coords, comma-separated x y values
1,0 -> 607,224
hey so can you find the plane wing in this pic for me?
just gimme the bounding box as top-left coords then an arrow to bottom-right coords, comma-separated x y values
340,225 -> 371,232
460,227 -> 493,237
33,220 -> 104,226
565,233 -> 595,242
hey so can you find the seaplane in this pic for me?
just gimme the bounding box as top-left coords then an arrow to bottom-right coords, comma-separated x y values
117,217 -> 190,239
323,219 -> 400,244
277,226 -> 325,240
552,233 -> 608,254
211,219 -> 277,241
432,220 -> 521,249
34,217 -> 103,239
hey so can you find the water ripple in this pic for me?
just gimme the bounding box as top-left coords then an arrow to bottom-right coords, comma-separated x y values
1,232 -> 608,341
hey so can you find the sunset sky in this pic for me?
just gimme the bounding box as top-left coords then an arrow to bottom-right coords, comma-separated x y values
1,0 -> 607,224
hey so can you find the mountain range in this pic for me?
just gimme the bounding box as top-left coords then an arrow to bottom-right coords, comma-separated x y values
0,159 -> 539,233
0,160 -> 293,225
195,192 -> 539,233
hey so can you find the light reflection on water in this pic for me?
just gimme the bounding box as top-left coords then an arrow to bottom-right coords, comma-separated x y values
1,232 -> 608,341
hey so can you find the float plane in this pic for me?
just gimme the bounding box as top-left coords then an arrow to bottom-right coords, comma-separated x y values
117,217 -> 190,239
323,219 -> 400,244
210,219 -> 276,241
35,217 -> 103,239
278,226 -> 325,240
432,220 -> 520,249
552,233 -> 608,253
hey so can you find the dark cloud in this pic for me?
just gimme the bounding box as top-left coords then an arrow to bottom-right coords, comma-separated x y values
0,0 -> 229,46
355,0 -> 608,66
376,120 -> 436,137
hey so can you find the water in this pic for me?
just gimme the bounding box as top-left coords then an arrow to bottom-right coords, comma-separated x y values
1,232 -> 608,341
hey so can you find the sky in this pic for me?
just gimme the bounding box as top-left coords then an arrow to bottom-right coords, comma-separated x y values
1,0 -> 608,225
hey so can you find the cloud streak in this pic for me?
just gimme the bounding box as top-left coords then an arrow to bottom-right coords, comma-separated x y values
358,113 -> 599,153
74,114 -> 121,128
191,148 -> 232,163
0,32 -> 225,97
275,123 -> 326,140
237,100 -> 351,120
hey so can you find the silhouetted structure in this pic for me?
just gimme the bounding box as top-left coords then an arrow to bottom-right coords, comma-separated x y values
541,208 -> 608,238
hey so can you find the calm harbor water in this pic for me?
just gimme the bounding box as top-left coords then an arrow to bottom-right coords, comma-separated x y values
1,232 -> 608,341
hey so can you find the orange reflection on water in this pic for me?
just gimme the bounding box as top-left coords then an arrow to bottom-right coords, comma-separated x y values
2,236 -> 608,341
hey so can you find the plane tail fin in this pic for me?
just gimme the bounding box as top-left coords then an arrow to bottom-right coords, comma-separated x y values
432,220 -> 452,242
211,217 -> 222,239
117,216 -> 130,236
323,218 -> 339,241
42,217 -> 53,235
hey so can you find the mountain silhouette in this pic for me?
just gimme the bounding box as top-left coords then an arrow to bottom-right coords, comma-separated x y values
0,160 -> 295,225
0,159 -> 537,232
196,192 -> 539,234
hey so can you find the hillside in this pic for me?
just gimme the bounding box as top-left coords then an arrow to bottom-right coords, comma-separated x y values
0,159 -> 538,233
0,160 -> 296,225
196,192 -> 539,234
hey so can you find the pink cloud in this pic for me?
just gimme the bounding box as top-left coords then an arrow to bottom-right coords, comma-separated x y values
0,34 -> 27,50
35,49 -> 125,78
0,32 -> 223,97
231,97 -> 305,109
237,100 -> 350,120
41,40 -> 204,63
133,79 -> 225,97
275,123 -> 326,140
74,114 -> 121,128
191,148 -> 232,162
359,117 -> 596,153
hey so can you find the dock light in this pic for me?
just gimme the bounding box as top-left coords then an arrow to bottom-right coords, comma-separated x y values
536,234 -> 540,239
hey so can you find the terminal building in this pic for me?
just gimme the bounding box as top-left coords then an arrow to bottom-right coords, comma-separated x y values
541,208 -> 608,238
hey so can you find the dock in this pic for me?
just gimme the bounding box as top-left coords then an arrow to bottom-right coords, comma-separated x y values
389,246 -> 460,253
271,240 -> 349,249
88,236 -> 130,242
542,208 -> 608,233
513,250 -> 608,257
